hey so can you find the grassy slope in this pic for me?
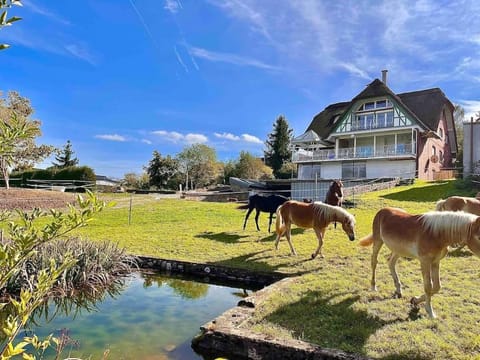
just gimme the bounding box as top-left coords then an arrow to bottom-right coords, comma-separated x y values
75,181 -> 480,359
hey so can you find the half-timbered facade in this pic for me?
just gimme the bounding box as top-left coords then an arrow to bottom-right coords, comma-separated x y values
292,76 -> 457,181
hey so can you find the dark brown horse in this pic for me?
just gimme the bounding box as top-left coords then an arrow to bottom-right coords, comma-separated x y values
325,179 -> 344,207
238,194 -> 289,232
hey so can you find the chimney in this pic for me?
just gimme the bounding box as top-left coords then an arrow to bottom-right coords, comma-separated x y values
381,69 -> 388,85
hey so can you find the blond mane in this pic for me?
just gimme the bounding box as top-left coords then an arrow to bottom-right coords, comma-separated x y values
420,211 -> 477,244
312,201 -> 355,225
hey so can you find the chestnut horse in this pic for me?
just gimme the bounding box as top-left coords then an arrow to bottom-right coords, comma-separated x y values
435,196 -> 480,215
360,207 -> 480,318
325,179 -> 344,207
274,200 -> 356,259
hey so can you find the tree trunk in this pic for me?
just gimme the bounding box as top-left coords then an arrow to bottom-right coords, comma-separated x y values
0,157 -> 10,190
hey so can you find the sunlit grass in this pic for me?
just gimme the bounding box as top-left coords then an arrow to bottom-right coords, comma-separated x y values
73,180 -> 480,359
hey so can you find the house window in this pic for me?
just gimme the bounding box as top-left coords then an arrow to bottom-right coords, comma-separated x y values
342,161 -> 366,179
439,128 -> 443,139
376,111 -> 394,128
432,146 -> 436,155
439,150 -> 444,164
358,99 -> 392,111
298,164 -> 321,180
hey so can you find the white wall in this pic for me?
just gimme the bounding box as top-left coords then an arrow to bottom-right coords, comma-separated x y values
463,122 -> 480,177
366,159 -> 416,179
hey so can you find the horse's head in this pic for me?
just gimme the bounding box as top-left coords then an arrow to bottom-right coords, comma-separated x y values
340,214 -> 355,241
332,180 -> 344,198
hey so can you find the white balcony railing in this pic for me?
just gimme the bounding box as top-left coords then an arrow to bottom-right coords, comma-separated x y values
292,143 -> 415,162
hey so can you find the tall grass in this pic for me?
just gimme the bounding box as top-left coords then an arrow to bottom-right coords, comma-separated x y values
3,238 -> 136,298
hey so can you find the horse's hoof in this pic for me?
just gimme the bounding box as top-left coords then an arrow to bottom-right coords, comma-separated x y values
392,292 -> 402,299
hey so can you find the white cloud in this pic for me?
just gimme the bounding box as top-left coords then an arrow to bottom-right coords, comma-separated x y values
214,132 -> 262,144
189,46 -> 281,71
241,134 -> 262,144
23,0 -> 71,25
152,130 -> 208,144
65,43 -> 97,65
95,134 -> 127,142
185,133 -> 208,144
207,1 -> 480,88
141,139 -> 153,145
214,132 -> 240,141
164,0 -> 182,14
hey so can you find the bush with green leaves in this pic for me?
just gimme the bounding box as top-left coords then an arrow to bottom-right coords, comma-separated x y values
0,192 -> 106,359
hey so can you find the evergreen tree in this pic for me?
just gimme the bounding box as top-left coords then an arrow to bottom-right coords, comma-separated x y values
264,115 -> 293,178
53,140 -> 79,168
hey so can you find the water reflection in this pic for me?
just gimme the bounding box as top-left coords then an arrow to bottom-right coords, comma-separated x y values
1,271 -> 257,360
141,272 -> 209,300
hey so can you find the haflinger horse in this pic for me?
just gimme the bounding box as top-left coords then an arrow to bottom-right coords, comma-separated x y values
359,207 -> 480,318
238,194 -> 289,232
435,195 -> 480,215
274,200 -> 356,259
325,179 -> 344,207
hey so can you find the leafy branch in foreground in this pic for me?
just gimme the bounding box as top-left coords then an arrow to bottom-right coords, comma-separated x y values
0,191 -> 106,359
0,0 -> 23,51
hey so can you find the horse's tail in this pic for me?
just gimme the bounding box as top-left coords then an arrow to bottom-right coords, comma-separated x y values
275,204 -> 286,234
359,233 -> 374,247
435,199 -> 447,211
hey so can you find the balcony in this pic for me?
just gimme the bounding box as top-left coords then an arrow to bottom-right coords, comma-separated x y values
292,143 -> 415,163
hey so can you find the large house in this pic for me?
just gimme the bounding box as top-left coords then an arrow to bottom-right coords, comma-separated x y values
291,72 -> 457,183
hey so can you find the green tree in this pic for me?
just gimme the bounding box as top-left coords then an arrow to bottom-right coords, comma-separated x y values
145,150 -> 180,189
122,172 -> 149,190
0,91 -> 56,188
276,161 -> 297,179
264,115 -> 293,178
235,151 -> 273,180
52,140 -> 79,168
0,0 -> 22,50
176,144 -> 219,190
454,104 -> 465,169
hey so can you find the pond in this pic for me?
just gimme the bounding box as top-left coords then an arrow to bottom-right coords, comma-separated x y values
16,271 -> 259,359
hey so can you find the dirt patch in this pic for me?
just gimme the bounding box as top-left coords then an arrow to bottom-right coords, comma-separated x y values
0,188 -> 77,211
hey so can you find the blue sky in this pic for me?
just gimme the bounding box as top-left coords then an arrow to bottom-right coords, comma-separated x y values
1,0 -> 479,178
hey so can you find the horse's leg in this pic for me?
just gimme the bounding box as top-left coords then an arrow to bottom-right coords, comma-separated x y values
388,253 -> 402,298
243,207 -> 254,230
370,239 -> 383,291
284,223 -> 297,255
411,260 -> 435,318
254,209 -> 261,231
268,212 -> 273,233
312,227 -> 326,259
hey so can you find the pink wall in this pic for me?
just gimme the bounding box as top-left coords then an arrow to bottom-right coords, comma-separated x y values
417,107 -> 454,180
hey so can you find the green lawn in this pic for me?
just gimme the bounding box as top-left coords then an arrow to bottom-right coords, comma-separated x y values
74,180 -> 480,359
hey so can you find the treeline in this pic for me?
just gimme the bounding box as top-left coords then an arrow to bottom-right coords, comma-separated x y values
124,116 -> 297,191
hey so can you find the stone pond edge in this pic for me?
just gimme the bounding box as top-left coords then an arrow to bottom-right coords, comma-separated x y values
137,256 -> 370,360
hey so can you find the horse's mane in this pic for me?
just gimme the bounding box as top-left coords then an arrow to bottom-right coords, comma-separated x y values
312,201 -> 355,224
435,199 -> 447,211
420,211 -> 477,242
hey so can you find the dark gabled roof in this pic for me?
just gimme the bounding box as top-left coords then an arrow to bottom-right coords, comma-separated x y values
306,101 -> 350,140
352,78 -> 397,101
397,88 -> 454,131
305,79 -> 453,139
